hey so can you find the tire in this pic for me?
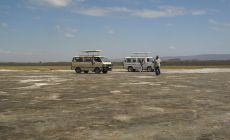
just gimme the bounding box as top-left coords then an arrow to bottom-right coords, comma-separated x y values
94,67 -> 101,74
147,66 -> 153,72
128,66 -> 134,72
102,70 -> 108,74
84,71 -> 89,73
75,67 -> 81,73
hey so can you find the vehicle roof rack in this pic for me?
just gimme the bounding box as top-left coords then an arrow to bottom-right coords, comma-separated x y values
80,50 -> 103,56
82,50 -> 102,53
131,52 -> 151,57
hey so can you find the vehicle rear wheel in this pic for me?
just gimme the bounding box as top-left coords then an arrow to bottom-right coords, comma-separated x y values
95,67 -> 101,74
84,70 -> 89,73
75,67 -> 81,73
128,66 -> 134,72
147,66 -> 153,72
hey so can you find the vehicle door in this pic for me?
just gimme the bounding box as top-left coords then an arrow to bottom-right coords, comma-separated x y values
83,57 -> 94,70
137,58 -> 144,70
143,58 -> 151,69
131,58 -> 139,70
93,57 -> 102,68
73,57 -> 83,67
124,58 -> 131,69
71,57 -> 77,67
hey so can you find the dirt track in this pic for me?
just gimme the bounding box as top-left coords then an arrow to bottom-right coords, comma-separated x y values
0,70 -> 230,140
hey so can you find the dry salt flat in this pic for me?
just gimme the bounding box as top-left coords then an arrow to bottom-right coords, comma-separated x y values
0,69 -> 230,140
163,68 -> 230,74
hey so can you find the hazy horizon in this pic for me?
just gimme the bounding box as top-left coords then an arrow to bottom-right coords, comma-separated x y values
1,0 -> 230,62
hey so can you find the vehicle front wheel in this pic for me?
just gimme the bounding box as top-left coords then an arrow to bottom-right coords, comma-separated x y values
95,67 -> 101,74
75,67 -> 81,73
147,66 -> 153,72
128,66 -> 134,72
102,70 -> 108,74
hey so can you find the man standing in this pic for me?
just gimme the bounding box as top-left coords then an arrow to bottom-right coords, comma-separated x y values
154,56 -> 161,76
139,59 -> 144,72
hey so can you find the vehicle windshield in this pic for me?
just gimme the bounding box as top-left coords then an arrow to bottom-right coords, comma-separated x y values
100,57 -> 110,62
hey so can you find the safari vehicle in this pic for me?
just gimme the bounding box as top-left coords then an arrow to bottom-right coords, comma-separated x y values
124,52 -> 154,72
71,50 -> 112,74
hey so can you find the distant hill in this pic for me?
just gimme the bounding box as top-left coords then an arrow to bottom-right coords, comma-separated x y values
110,58 -> 124,62
111,54 -> 230,62
163,54 -> 230,61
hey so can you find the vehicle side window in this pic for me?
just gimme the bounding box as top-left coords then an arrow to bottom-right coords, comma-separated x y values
85,57 -> 92,62
131,58 -> 136,63
147,58 -> 150,62
79,57 -> 83,62
75,57 -> 83,62
94,57 -> 101,62
138,58 -> 145,63
126,58 -> 131,63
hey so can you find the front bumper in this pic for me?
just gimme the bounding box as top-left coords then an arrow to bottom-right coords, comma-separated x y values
103,65 -> 112,71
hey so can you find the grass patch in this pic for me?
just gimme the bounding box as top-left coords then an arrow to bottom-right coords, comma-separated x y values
1,63 -> 230,71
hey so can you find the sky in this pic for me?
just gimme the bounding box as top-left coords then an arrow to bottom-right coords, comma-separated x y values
0,0 -> 230,62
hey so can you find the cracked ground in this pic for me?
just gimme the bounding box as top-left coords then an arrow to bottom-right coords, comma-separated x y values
0,70 -> 230,140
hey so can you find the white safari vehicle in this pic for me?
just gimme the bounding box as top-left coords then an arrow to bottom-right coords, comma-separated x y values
124,52 -> 154,72
71,50 -> 112,74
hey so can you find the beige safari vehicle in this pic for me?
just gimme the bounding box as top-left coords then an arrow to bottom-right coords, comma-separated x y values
124,52 -> 154,72
71,50 -> 112,74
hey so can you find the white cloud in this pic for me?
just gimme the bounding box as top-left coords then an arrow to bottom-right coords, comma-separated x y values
68,28 -> 78,33
133,10 -> 167,18
209,19 -> 217,24
65,33 -> 75,38
74,6 -> 188,18
191,10 -> 206,16
55,24 -> 61,31
209,19 -> 230,31
165,23 -> 173,27
106,27 -> 115,35
74,5 -> 188,18
133,6 -> 186,18
0,49 -> 13,55
107,29 -> 115,34
26,1 -> 207,19
44,0 -> 72,7
54,25 -> 78,38
27,0 -> 72,7
0,22 -> 8,28
169,46 -> 176,50
160,6 -> 186,16
76,0 -> 85,2
75,7 -> 130,16
65,28 -> 78,38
